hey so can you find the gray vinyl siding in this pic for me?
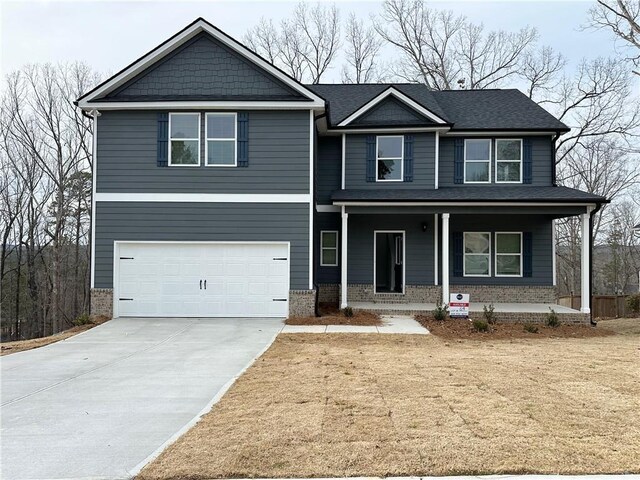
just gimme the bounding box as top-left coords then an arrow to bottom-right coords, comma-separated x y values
351,97 -> 432,126
106,33 -> 302,100
96,110 -> 310,193
94,202 -> 309,290
347,214 -> 435,285
448,215 -> 553,286
345,133 -> 435,189
315,212 -> 341,284
316,137 -> 341,205
439,136 -> 553,187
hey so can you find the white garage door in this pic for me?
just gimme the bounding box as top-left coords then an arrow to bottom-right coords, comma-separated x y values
115,242 -> 289,317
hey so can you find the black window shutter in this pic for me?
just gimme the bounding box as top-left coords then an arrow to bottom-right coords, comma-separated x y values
366,135 -> 376,182
454,138 -> 464,184
453,232 -> 464,277
523,138 -> 532,184
157,112 -> 168,167
237,112 -> 249,167
523,231 -> 533,277
403,135 -> 414,182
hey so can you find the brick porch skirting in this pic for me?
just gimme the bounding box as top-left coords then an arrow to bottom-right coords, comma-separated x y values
450,285 -> 557,303
468,310 -> 590,325
344,284 -> 442,304
317,284 -> 339,304
90,288 -> 113,318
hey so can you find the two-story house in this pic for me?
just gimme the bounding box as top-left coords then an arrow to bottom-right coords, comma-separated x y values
77,18 -> 607,323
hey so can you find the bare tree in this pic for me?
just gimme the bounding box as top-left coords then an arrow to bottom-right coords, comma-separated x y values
244,3 -> 341,83
520,46 -> 567,101
342,13 -> 385,83
374,0 -> 538,89
588,0 -> 640,75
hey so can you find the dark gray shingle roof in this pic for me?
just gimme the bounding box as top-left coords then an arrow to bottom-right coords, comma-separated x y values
332,186 -> 607,203
306,84 -> 569,132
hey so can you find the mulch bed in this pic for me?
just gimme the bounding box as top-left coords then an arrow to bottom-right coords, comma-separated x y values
286,303 -> 383,326
416,314 -> 614,340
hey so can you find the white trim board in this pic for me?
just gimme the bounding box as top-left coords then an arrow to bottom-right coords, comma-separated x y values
80,101 -> 323,111
334,201 -> 597,208
95,193 -> 311,203
337,87 -> 448,127
78,18 -> 325,109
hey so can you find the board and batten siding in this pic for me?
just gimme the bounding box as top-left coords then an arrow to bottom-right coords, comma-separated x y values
94,202 -> 310,290
439,136 -> 553,187
96,110 -> 310,193
347,214 -> 435,285
448,214 -> 553,286
344,133 -> 436,189
316,136 -> 342,205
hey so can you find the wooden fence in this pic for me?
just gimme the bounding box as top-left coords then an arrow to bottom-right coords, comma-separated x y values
558,295 -> 634,318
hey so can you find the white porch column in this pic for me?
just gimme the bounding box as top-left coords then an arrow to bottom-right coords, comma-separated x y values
441,213 -> 450,305
340,206 -> 349,309
581,209 -> 592,313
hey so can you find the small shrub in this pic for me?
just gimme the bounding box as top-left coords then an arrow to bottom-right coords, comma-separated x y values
472,319 -> 489,332
626,293 -> 640,314
73,313 -> 92,326
523,323 -> 539,334
546,308 -> 560,327
483,303 -> 497,324
342,306 -> 354,318
433,302 -> 448,321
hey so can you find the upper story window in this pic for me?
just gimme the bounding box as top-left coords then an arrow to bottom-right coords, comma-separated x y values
464,139 -> 491,183
464,232 -> 491,277
376,135 -> 403,181
169,113 -> 200,166
206,113 -> 237,166
496,139 -> 522,183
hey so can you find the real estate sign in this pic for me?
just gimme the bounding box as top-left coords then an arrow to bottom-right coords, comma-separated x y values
449,293 -> 470,318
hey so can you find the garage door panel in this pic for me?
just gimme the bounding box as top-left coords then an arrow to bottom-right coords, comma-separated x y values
116,242 -> 289,317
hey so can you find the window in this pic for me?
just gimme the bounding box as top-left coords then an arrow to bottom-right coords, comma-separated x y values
464,232 -> 491,277
321,231 -> 338,266
464,139 -> 491,183
495,232 -> 522,277
206,113 -> 236,166
376,135 -> 403,181
496,139 -> 522,183
169,113 -> 200,166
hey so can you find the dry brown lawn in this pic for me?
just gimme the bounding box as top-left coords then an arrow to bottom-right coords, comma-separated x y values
139,318 -> 640,479
0,316 -> 111,356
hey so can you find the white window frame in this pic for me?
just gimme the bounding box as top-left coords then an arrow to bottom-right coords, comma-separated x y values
464,139 -> 491,184
495,232 -> 523,278
204,112 -> 237,167
495,138 -> 523,184
463,232 -> 491,277
376,135 -> 404,182
320,230 -> 339,267
373,230 -> 406,294
168,112 -> 201,167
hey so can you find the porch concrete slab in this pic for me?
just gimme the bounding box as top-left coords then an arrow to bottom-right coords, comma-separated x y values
281,325 -> 327,333
351,301 -> 581,314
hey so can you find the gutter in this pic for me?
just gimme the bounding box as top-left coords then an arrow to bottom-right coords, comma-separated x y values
589,202 -> 604,326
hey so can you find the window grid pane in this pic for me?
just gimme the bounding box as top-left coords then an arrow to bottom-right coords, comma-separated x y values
496,140 -> 521,161
207,140 -> 235,165
207,114 -> 235,139
170,140 -> 199,165
322,249 -> 337,266
378,159 -> 402,181
496,233 -> 521,254
465,254 -> 490,276
465,139 -> 491,160
496,161 -> 521,182
377,136 -> 403,158
170,114 -> 199,139
496,255 -> 521,276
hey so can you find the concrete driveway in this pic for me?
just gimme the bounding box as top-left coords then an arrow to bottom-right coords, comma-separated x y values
1,317 -> 284,480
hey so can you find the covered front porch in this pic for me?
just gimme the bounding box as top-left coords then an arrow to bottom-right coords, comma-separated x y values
331,187 -> 605,323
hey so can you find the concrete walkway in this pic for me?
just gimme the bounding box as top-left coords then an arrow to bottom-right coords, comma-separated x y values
281,315 -> 428,334
1,317 -> 284,480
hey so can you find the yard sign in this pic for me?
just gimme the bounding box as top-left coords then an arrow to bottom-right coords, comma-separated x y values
449,293 -> 470,318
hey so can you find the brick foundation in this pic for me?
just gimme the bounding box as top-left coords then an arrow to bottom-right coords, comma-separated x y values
90,288 -> 113,318
344,284 -> 441,304
450,285 -> 557,303
317,284 -> 339,304
289,290 -> 316,317
468,310 -> 590,325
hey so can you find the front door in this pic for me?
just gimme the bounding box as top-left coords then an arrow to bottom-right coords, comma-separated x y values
374,231 -> 404,294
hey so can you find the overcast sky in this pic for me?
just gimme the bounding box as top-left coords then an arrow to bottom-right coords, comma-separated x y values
0,0 -> 632,85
